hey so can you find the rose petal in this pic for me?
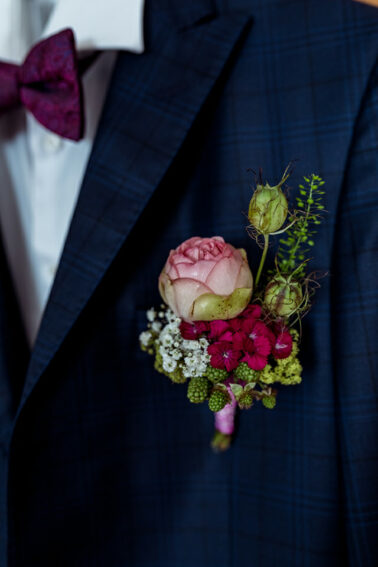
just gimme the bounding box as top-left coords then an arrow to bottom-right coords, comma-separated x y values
161,275 -> 179,314
192,287 -> 252,321
185,247 -> 200,261
206,256 -> 243,295
170,253 -> 192,265
166,262 -> 181,279
175,259 -> 217,281
168,278 -> 213,320
235,258 -> 253,289
177,237 -> 201,254
158,272 -> 169,304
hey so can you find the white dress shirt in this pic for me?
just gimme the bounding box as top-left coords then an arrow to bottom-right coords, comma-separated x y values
0,0 -> 145,348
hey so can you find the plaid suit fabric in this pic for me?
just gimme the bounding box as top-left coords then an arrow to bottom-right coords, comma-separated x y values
332,59 -> 378,564
1,0 -> 377,565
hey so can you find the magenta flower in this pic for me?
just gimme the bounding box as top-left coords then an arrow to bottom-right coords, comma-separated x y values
179,321 -> 208,340
241,318 -> 275,347
241,304 -> 262,320
272,329 -> 293,359
207,341 -> 241,372
229,330 -> 245,351
241,333 -> 271,371
208,320 -> 231,341
228,317 -> 243,332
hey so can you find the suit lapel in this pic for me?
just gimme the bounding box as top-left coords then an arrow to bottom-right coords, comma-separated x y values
0,236 -> 30,423
18,11 -> 252,415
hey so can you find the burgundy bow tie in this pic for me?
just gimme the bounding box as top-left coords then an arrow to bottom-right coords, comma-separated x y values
0,28 -> 84,141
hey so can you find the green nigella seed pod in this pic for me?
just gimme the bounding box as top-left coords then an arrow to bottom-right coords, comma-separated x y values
187,376 -> 210,404
208,389 -> 229,412
264,275 -> 303,317
262,395 -> 277,409
248,181 -> 288,234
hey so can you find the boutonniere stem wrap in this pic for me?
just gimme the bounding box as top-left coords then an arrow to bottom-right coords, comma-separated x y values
140,164 -> 326,451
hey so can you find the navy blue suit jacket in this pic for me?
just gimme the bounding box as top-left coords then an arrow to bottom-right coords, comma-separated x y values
0,1 -> 377,565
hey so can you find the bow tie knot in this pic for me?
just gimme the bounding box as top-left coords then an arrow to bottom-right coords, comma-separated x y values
0,29 -> 84,141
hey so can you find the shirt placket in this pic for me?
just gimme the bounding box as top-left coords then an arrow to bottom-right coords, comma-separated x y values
27,115 -> 61,319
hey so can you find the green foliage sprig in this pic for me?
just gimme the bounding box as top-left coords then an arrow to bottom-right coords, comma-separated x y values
277,174 -> 325,279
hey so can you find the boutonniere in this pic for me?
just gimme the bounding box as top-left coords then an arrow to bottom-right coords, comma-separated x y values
140,164 -> 326,451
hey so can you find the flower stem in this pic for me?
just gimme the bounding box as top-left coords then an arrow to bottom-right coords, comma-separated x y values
211,431 -> 232,452
255,234 -> 269,288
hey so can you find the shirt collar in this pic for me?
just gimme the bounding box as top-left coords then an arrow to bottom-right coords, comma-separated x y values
0,0 -> 144,63
43,0 -> 144,53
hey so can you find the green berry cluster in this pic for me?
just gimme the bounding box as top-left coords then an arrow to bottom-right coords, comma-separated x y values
262,395 -> 276,409
234,362 -> 259,383
187,377 -> 210,404
238,392 -> 254,409
208,389 -> 229,412
206,366 -> 229,384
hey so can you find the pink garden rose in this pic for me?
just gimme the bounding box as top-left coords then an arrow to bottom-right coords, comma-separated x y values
158,236 -> 253,321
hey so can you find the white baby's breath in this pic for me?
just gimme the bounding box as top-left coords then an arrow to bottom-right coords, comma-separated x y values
162,357 -> 177,373
182,339 -> 200,351
165,309 -> 179,324
139,331 -> 152,347
171,349 -> 182,361
151,321 -> 162,333
164,323 -> 179,334
147,308 -> 156,322
145,305 -> 210,378
184,355 -> 196,368
183,367 -> 197,378
160,334 -> 174,348
159,345 -> 168,358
